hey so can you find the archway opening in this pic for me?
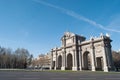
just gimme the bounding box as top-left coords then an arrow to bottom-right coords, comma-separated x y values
96,57 -> 103,71
83,51 -> 91,70
58,55 -> 62,69
67,53 -> 73,70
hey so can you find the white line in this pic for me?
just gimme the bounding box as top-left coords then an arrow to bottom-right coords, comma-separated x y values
105,78 -> 120,79
32,0 -> 120,33
18,78 -> 40,80
51,78 -> 68,80
23,75 -> 41,76
80,78 -> 96,79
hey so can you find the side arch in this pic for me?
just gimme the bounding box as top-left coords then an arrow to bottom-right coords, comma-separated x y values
58,55 -> 62,69
67,53 -> 73,70
83,51 -> 91,70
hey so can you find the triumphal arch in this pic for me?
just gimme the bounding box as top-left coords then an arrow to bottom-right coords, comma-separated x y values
50,32 -> 115,72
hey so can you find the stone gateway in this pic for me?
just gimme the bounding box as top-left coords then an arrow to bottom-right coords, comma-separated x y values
50,32 -> 115,72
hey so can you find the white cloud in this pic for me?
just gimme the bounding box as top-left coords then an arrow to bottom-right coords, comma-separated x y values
32,0 -> 120,33
107,15 -> 120,30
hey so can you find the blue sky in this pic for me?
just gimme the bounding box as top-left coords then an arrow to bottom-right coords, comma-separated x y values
0,0 -> 120,58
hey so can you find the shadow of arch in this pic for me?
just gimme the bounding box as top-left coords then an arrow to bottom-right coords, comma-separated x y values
83,51 -> 91,70
67,53 -> 73,70
96,57 -> 103,71
58,55 -> 62,69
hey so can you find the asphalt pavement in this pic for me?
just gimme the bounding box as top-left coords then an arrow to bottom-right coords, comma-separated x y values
0,71 -> 120,80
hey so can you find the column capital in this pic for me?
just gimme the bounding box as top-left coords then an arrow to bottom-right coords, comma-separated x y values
55,50 -> 58,55
79,47 -> 82,51
90,44 -> 94,49
51,49 -> 53,52
51,53 -> 53,57
61,51 -> 66,54
72,49 -> 76,52
101,43 -> 112,48
105,44 -> 112,48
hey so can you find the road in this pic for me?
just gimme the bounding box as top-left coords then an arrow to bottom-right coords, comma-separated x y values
0,71 -> 120,80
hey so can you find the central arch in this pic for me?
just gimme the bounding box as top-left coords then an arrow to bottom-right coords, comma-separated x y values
83,51 -> 91,70
58,55 -> 62,69
67,53 -> 73,70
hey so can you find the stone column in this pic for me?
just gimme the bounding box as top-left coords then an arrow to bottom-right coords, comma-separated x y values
90,41 -> 96,71
101,42 -> 109,72
79,47 -> 82,71
61,51 -> 66,70
50,51 -> 53,70
82,52 -> 84,70
105,44 -> 115,71
65,52 -> 67,68
54,50 -> 57,70
72,49 -> 78,71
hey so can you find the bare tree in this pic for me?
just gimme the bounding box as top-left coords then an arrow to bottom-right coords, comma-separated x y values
27,54 -> 33,66
0,46 -> 33,69
15,48 -> 30,68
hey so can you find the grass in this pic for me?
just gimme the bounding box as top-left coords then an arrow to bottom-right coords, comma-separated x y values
0,69 -> 120,74
0,69 -> 27,71
0,69 -> 25,71
47,70 -> 120,74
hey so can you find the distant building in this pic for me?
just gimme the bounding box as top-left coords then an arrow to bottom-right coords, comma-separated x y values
42,53 -> 51,68
50,32 -> 115,72
30,53 -> 51,69
36,53 -> 51,69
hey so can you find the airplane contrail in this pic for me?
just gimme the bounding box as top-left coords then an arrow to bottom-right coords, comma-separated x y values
32,0 -> 120,33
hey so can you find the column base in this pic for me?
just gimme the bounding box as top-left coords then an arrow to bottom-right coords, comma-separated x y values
79,66 -> 82,71
61,66 -> 65,70
54,67 -> 56,70
72,67 -> 78,71
104,66 -> 109,72
50,66 -> 52,70
91,66 -> 96,71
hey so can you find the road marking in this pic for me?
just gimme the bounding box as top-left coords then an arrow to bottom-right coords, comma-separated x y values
23,75 -> 41,77
105,78 -> 120,79
80,78 -> 96,79
51,74 -> 61,77
51,78 -> 68,80
18,78 -> 40,80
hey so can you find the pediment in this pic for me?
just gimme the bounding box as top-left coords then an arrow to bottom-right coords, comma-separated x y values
64,32 -> 75,38
61,32 -> 75,40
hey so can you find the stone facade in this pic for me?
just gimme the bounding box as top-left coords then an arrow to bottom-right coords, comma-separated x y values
50,32 -> 115,72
